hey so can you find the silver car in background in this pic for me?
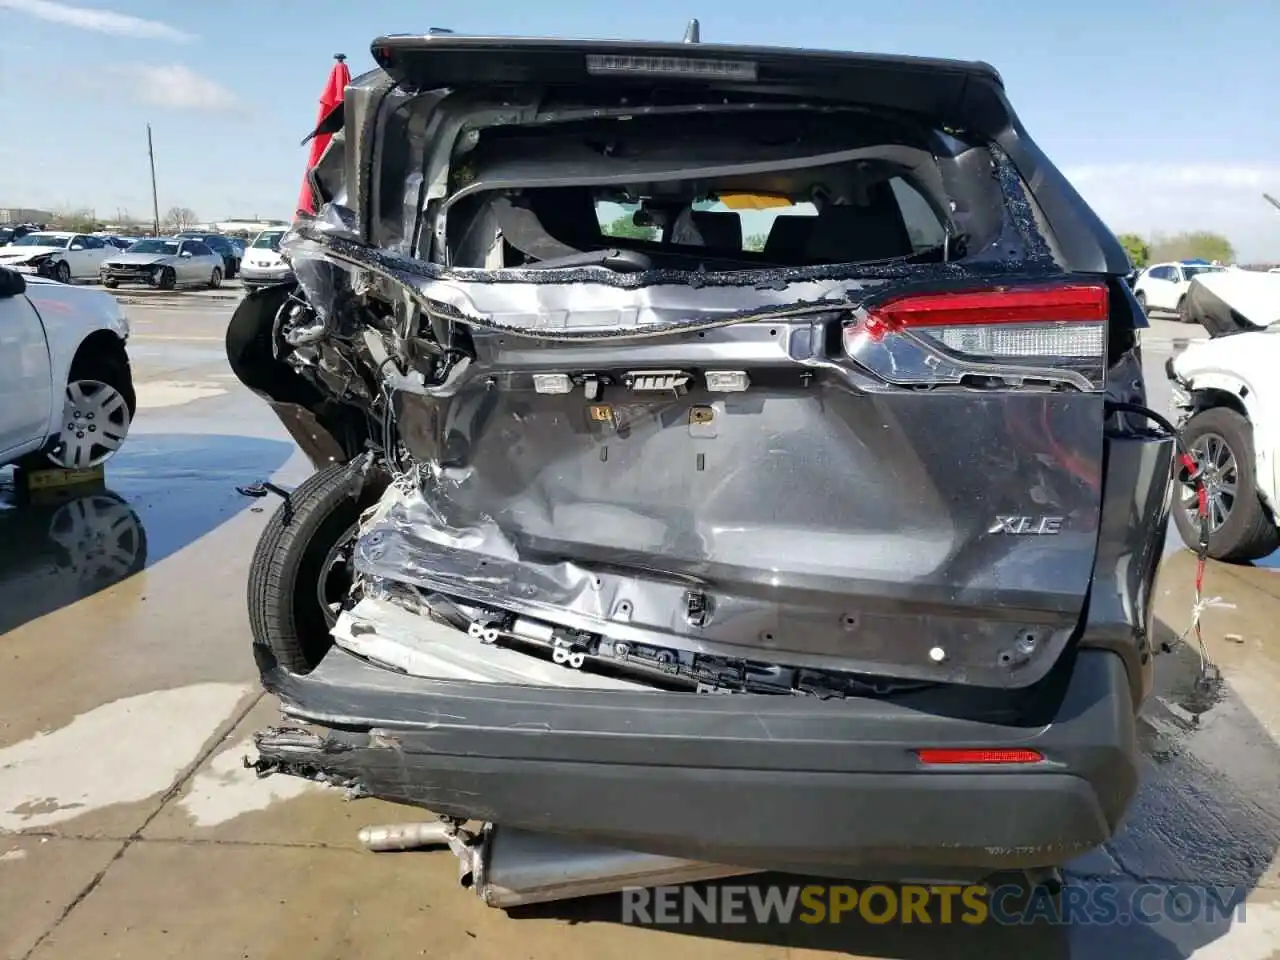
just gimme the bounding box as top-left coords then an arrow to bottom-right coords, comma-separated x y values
238,227 -> 293,290
99,237 -> 226,290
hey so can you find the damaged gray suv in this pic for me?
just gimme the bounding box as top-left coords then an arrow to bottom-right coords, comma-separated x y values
227,32 -> 1173,900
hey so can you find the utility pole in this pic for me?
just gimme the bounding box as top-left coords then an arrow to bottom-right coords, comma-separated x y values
147,124 -> 160,236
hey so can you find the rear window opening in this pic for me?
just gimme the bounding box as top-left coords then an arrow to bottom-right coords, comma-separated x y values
433,107 -> 1011,274
591,176 -> 945,259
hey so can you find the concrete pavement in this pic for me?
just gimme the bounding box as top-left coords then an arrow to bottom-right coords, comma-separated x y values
2,302 -> 1279,959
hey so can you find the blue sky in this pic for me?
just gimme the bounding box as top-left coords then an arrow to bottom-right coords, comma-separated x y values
1,0 -> 1277,256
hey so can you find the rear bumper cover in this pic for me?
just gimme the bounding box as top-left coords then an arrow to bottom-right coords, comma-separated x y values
257,646 -> 1138,873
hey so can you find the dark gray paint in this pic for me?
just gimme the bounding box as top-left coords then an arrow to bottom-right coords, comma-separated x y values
356,316 -> 1107,689
253,649 -> 1137,872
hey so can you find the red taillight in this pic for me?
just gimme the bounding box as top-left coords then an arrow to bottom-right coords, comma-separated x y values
915,748 -> 1044,765
865,283 -> 1108,336
842,281 -> 1109,391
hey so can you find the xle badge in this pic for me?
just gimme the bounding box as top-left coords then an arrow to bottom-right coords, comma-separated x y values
989,516 -> 1065,535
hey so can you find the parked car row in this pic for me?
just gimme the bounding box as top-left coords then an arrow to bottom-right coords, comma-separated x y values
0,223 -> 45,246
0,230 -> 246,290
100,237 -> 226,290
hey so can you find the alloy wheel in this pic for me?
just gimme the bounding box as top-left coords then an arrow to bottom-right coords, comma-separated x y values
1182,431 -> 1238,533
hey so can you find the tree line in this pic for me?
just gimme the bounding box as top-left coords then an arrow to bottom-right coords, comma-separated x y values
1116,231 -> 1235,269
42,205 -> 200,235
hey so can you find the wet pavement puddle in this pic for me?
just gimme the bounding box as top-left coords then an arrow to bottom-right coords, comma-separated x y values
0,684 -> 251,832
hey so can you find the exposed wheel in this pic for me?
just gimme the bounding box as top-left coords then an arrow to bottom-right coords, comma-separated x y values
1172,407 -> 1280,562
209,267 -> 223,289
53,260 -> 71,284
154,266 -> 176,290
247,461 -> 391,674
102,278 -> 118,289
46,350 -> 134,469
1177,295 -> 1193,324
1135,290 -> 1148,315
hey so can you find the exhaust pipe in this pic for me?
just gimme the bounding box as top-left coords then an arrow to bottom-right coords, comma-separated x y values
475,825 -> 759,908
359,820 -> 758,908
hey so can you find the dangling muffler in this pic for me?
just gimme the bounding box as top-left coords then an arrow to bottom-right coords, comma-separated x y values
359,820 -> 759,908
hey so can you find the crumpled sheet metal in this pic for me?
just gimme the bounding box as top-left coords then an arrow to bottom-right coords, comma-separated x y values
348,468 -> 1080,688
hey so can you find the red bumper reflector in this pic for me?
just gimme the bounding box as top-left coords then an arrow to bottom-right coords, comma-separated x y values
868,283 -> 1109,332
915,748 -> 1044,765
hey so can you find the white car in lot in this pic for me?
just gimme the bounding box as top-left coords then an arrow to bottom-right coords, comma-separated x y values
1167,274 -> 1280,561
0,267 -> 135,471
238,227 -> 293,290
0,231 -> 114,284
1133,260 -> 1226,321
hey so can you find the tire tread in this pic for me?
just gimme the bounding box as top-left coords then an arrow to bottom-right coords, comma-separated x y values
247,462 -> 387,674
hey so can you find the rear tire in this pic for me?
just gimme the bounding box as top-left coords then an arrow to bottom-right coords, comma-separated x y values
247,461 -> 390,674
209,267 -> 223,289
1177,295 -> 1193,324
1172,407 -> 1279,562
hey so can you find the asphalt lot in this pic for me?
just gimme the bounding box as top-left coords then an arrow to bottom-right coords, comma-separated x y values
77,274 -> 248,306
2,304 -> 1280,959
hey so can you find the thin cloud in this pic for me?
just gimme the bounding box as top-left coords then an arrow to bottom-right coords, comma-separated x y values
111,64 -> 241,114
1067,162 -> 1280,190
0,0 -> 192,41
1062,162 -> 1280,261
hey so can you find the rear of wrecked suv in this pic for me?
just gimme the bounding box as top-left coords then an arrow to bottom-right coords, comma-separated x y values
232,34 -> 1171,879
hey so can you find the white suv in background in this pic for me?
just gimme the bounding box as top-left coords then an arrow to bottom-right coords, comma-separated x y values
1133,260 -> 1226,321
239,228 -> 293,291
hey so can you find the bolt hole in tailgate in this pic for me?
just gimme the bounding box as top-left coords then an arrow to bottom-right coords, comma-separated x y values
269,36 -> 1155,704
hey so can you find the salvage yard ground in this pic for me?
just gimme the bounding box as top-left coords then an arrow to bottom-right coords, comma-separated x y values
2,306 -> 1279,959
